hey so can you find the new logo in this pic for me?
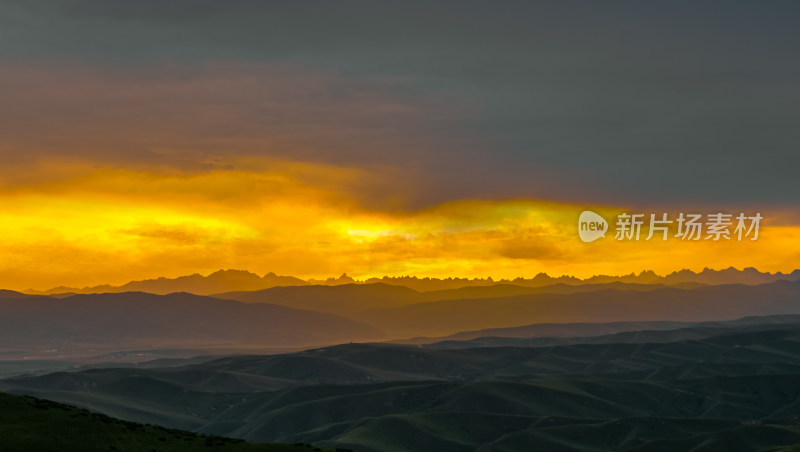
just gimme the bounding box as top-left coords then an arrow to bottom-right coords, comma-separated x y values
578,211 -> 608,242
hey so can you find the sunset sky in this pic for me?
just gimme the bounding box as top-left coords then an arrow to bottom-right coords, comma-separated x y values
1,1 -> 798,291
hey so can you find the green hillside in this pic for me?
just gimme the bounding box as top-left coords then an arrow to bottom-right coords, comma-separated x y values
0,391 -> 345,452
5,321 -> 800,451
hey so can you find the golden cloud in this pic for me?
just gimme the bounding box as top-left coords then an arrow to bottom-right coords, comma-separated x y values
0,158 -> 797,291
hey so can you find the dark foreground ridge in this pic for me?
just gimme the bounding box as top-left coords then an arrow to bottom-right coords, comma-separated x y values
0,391 -> 347,452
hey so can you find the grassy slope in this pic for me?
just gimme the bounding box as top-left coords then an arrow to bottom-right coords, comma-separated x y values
326,415 -> 800,452
6,324 -> 800,451
0,391 -> 345,452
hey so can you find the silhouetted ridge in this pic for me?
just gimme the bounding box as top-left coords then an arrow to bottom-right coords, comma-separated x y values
23,266 -> 800,296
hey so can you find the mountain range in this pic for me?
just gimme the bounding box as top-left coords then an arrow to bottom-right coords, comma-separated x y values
219,280 -> 800,337
5,273 -> 800,451
5,279 -> 800,363
24,267 -> 800,296
0,291 -> 380,360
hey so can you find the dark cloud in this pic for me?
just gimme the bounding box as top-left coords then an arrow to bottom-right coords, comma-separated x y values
0,0 -> 798,208
495,240 -> 565,261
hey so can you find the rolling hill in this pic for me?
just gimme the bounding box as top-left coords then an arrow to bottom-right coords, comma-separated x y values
29,270 -> 308,296
27,267 -> 800,297
361,280 -> 800,337
0,391 -> 344,452
5,320 -> 800,451
216,283 -> 422,316
214,281 -> 705,317
401,314 -> 800,347
217,280 -> 800,338
0,291 -> 382,359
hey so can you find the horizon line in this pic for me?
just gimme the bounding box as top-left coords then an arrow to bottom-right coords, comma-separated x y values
23,265 -> 800,294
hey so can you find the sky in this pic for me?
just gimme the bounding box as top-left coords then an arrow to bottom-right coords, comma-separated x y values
0,1 -> 798,290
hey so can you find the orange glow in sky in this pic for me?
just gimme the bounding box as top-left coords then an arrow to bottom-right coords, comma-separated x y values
0,158 -> 797,292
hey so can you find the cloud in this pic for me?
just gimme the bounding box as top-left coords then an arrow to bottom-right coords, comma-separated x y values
0,158 -> 797,290
1,2 -> 799,208
495,240 -> 565,261
0,1 -> 799,289
0,61 -> 467,166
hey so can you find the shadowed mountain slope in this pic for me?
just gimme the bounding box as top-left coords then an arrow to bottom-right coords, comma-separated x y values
407,314 -> 800,348
217,280 -> 800,338
5,322 -> 800,451
0,391 -> 343,452
216,283 -> 421,316
0,292 -> 381,358
361,280 -> 800,336
214,281 -> 704,316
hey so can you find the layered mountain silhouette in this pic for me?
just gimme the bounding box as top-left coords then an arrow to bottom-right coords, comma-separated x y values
394,313 -> 800,346
216,283 -> 422,316
365,266 -> 800,290
215,281 -> 706,315
0,289 -> 39,299
25,266 -> 800,296
28,270 -> 308,296
5,273 -> 800,451
6,317 -> 800,451
222,280 -> 800,337
0,292 -> 381,359
5,280 -> 800,361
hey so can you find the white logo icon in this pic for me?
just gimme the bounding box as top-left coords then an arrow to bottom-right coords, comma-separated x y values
578,211 -> 608,242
